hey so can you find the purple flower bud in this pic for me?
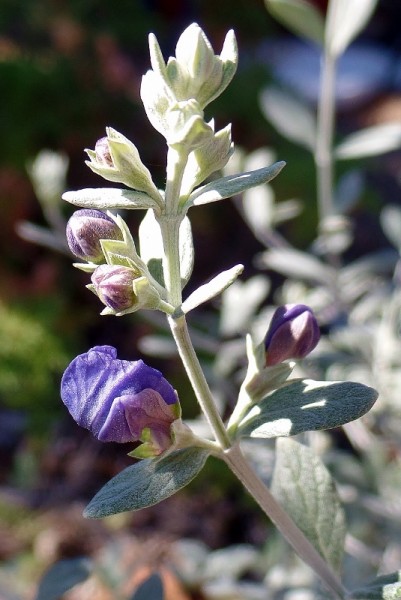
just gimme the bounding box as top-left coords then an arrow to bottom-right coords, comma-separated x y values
66,209 -> 123,263
265,304 -> 320,366
95,137 -> 114,167
91,265 -> 138,312
61,345 -> 179,454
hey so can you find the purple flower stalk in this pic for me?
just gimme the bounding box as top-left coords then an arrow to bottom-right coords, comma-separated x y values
265,304 -> 320,366
61,346 -> 180,455
66,209 -> 123,263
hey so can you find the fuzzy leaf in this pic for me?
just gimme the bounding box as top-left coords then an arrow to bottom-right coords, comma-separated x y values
35,558 -> 93,600
181,264 -> 244,314
265,0 -> 325,44
131,573 -> 164,600
84,448 -> 209,518
236,379 -> 378,439
260,87 -> 316,150
272,438 -> 346,573
336,123 -> 401,160
347,571 -> 401,599
326,0 -> 379,57
187,162 -> 286,207
63,188 -> 158,210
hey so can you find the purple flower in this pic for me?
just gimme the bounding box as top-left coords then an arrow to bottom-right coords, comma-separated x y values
66,209 -> 123,263
95,137 -> 114,167
91,265 -> 138,312
61,346 -> 180,454
265,304 -> 320,366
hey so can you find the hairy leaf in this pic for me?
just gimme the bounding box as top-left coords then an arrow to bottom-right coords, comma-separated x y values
347,571 -> 401,599
265,0 -> 324,44
326,0 -> 379,57
236,379 -> 378,439
187,162 -> 286,207
272,438 -> 345,572
260,87 -> 316,150
336,123 -> 401,160
181,264 -> 244,314
84,448 -> 209,518
35,558 -> 93,600
63,188 -> 158,210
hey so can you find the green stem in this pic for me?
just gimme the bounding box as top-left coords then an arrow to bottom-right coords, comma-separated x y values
224,444 -> 347,600
315,48 -> 337,225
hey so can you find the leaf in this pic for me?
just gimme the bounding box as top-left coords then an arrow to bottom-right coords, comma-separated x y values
325,0 -> 379,58
63,188 -> 158,210
260,87 -> 316,150
84,448 -> 209,518
139,210 -> 194,288
131,573 -> 164,600
336,123 -> 401,160
381,205 -> 401,251
181,264 -> 244,314
187,162 -> 286,207
347,571 -> 401,599
272,438 -> 346,573
265,0 -> 325,45
258,248 -> 335,285
220,276 -> 270,336
35,558 -> 93,600
236,378 -> 378,439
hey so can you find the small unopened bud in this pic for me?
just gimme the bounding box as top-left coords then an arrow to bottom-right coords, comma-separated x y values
265,304 -> 320,366
66,209 -> 123,263
91,265 -> 138,311
95,137 -> 113,166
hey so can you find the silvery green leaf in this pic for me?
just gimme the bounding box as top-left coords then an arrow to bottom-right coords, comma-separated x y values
273,198 -> 303,224
381,205 -> 401,251
272,438 -> 346,573
236,379 -> 378,439
260,87 -> 317,150
187,162 -> 286,207
258,248 -> 335,285
35,558 -> 93,600
139,210 -> 194,288
63,188 -> 159,210
325,0 -> 379,58
84,448 -> 209,518
181,264 -> 244,314
347,571 -> 401,599
265,0 -> 325,45
131,573 -> 164,600
220,276 -> 270,336
335,123 -> 401,160
242,185 -> 274,234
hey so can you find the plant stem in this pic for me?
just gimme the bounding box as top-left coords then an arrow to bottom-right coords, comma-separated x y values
224,444 -> 347,600
315,47 -> 337,225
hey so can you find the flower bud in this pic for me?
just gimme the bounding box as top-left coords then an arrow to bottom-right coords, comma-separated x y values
265,304 -> 320,366
66,209 -> 123,263
95,137 -> 113,166
91,264 -> 138,312
61,345 -> 180,455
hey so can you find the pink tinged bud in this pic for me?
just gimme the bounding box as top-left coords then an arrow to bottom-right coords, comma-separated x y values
91,265 -> 138,311
95,137 -> 113,166
66,209 -> 123,263
265,304 -> 320,366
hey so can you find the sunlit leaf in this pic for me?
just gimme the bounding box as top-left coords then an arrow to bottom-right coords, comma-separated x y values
326,0 -> 379,57
272,438 -> 345,572
265,0 -> 324,44
336,123 -> 401,160
63,188 -> 158,210
181,264 -> 244,314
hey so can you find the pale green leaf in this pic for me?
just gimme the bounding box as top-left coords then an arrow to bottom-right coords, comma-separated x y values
187,162 -> 286,207
260,87 -> 316,150
265,0 -> 324,44
326,0 -> 379,58
181,264 -> 244,314
347,571 -> 401,599
258,248 -> 335,285
237,379 -> 378,439
272,438 -> 346,572
131,573 -> 164,600
63,188 -> 159,210
84,448 -> 209,518
35,558 -> 93,600
336,123 -> 401,160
